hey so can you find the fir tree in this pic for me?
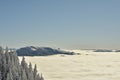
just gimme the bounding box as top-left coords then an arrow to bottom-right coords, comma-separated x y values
0,46 -> 44,80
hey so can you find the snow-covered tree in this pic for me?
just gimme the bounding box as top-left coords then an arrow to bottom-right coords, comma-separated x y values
6,69 -> 13,80
0,47 -> 44,80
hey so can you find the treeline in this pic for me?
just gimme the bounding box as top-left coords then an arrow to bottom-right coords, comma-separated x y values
0,47 -> 44,80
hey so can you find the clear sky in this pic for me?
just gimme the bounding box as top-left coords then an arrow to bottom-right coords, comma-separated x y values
0,0 -> 120,49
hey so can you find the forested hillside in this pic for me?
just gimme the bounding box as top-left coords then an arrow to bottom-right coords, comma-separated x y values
0,47 -> 44,80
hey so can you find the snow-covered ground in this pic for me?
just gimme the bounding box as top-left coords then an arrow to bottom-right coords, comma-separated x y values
19,50 -> 120,80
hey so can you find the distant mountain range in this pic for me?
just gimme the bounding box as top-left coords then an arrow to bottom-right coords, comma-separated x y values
16,46 -> 75,56
3,46 -> 120,56
94,49 -> 120,52
94,49 -> 113,52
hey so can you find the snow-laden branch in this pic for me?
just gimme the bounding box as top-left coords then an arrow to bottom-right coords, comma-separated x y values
0,46 -> 44,80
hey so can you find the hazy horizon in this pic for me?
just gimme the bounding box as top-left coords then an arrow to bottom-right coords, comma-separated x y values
0,0 -> 120,49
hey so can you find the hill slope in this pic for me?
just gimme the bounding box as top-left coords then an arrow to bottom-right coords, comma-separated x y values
17,46 -> 74,56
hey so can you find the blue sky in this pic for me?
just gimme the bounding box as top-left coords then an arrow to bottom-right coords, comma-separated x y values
0,0 -> 120,49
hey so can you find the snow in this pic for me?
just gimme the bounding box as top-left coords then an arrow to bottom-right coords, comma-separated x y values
19,50 -> 120,80
0,46 -> 43,80
17,46 -> 73,56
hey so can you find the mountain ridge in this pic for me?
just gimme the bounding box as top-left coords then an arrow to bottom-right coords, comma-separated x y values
17,46 -> 75,56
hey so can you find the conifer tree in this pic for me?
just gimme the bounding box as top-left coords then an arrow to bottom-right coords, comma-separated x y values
0,46 -> 44,80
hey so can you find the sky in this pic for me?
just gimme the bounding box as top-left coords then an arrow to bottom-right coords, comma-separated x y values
0,0 -> 120,49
